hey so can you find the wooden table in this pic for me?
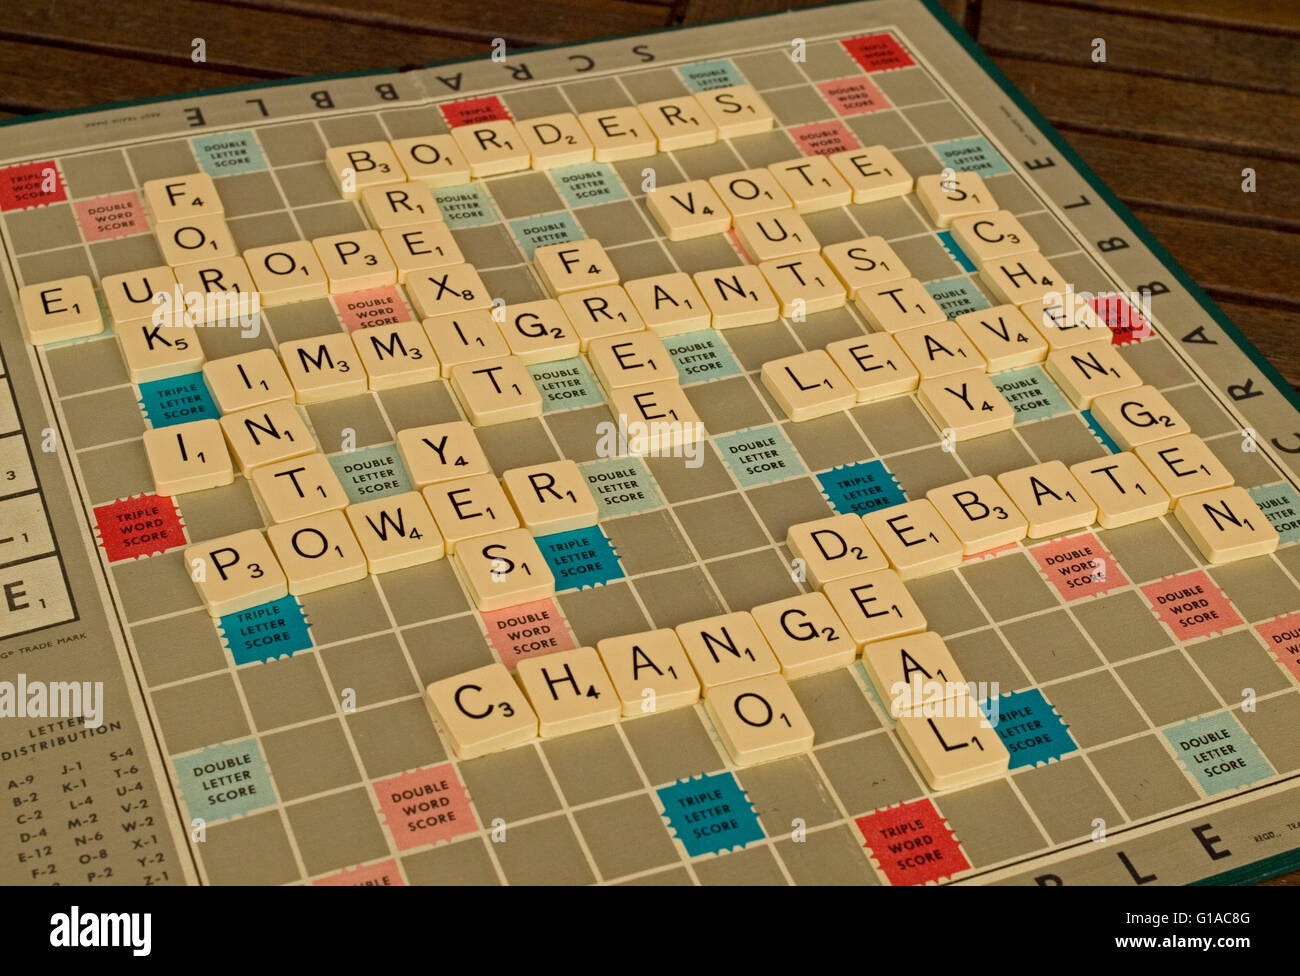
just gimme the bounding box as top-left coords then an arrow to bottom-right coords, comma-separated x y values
2,0 -> 1296,885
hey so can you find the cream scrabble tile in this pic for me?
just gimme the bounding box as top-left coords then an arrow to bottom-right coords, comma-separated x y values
533,239 -> 619,296
914,170 -> 997,228
692,265 -> 780,329
825,333 -> 920,402
822,569 -> 926,647
517,113 -> 594,169
360,181 -> 442,229
895,321 -> 987,380
979,253 -> 1067,306
645,180 -> 731,241
382,222 -> 464,284
219,400 -> 315,473
624,273 -> 712,336
100,266 -> 177,326
156,214 -> 237,266
312,230 -> 398,293
675,611 -> 780,690
18,276 -> 102,345
1135,433 -> 1234,500
143,419 -> 233,496
896,703 -> 1009,791
596,629 -> 700,718
425,663 -> 538,759
325,141 -> 404,199
949,210 -> 1038,264
142,173 -> 222,223
279,332 -> 368,404
1020,294 -> 1110,349
202,348 -> 294,413
751,591 -> 856,679
557,285 -> 645,348
586,331 -> 673,390
786,513 -> 889,588
501,459 -> 599,535
449,119 -> 531,177
451,527 -> 555,611
768,155 -> 853,212
422,475 -> 520,551
760,349 -> 856,422
697,84 -> 774,137
390,134 -> 471,188
578,106 -> 657,162
917,370 -> 1015,440
243,241 -> 329,306
1044,343 -> 1143,409
758,253 -> 847,317
1070,452 -> 1171,529
1090,385 -> 1191,451
346,491 -> 445,573
854,277 -> 946,333
517,646 -> 621,737
926,475 -> 1029,555
705,674 -> 815,767
116,320 -> 204,383
1175,486 -> 1280,565
267,510 -> 368,596
997,461 -> 1098,538
638,94 -> 717,150
448,355 -> 543,426
172,257 -> 257,325
396,421 -> 492,487
861,632 -> 967,718
351,321 -> 440,390
708,168 -> 790,219
828,145 -> 913,203
498,298 -> 581,365
953,304 -> 1047,372
607,381 -> 704,454
863,498 -> 965,579
821,236 -> 909,298
186,529 -> 287,617
249,453 -> 348,523
407,263 -> 493,320
732,210 -> 819,263
422,309 -> 510,375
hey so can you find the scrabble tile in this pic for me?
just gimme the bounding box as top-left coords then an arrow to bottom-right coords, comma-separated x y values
279,332 -> 368,403
116,320 -> 204,383
451,527 -> 556,611
607,381 -> 704,454
760,349 -> 856,421
533,239 -> 619,296
351,321 -> 441,390
578,106 -> 657,162
1070,452 -> 1171,529
786,513 -> 889,588
312,230 -> 398,293
516,647 -> 621,737
325,141 -> 405,199
243,241 -> 329,306
422,309 -> 511,375
498,298 -> 581,365
692,265 -> 780,329
1020,294 -> 1110,349
895,321 -> 986,379
1090,385 -> 1191,451
949,210 -> 1037,264
422,475 -> 520,551
825,333 -> 920,402
862,498 -> 965,579
822,569 -> 926,647
425,663 -> 538,759
360,181 -> 443,229
705,674 -> 815,767
733,210 -> 819,263
100,266 -> 177,326
186,529 -> 287,617
502,459 -> 599,535
821,236 -> 909,298
18,276 -> 101,345
219,400 -> 315,473
768,156 -> 853,212
596,629 -> 700,718
346,491 -> 446,573
390,134 -> 472,187
449,120 -> 531,177
758,253 -> 847,317
407,263 -> 493,320
675,611 -> 780,689
249,453 -> 349,523
557,285 -> 645,348
827,145 -> 913,203
449,356 -> 543,426
917,370 -> 1015,440
172,257 -> 257,325
697,84 -> 775,137
517,112 -> 594,169
861,632 -> 967,717
202,348 -> 295,413
142,173 -> 222,223
979,253 -> 1066,306
645,180 -> 731,241
143,419 -> 234,496
624,273 -> 712,336
926,475 -> 1029,554
751,591 -> 856,679
896,703 -> 1009,791
1135,433 -> 1234,500
914,170 -> 997,228
953,304 -> 1047,372
1043,344 -> 1143,409
708,168 -> 790,219
157,214 -> 238,266
587,331 -> 674,390
638,94 -> 717,150
396,421 -> 492,487
854,277 -> 946,333
382,222 -> 464,283
267,510 -> 368,596
1174,486 -> 1280,565
997,460 -> 1098,538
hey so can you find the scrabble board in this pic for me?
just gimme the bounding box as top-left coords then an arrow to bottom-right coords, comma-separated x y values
2,0 -> 1299,887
